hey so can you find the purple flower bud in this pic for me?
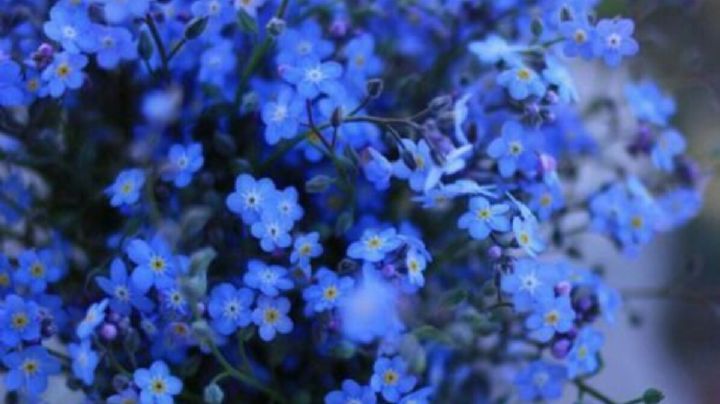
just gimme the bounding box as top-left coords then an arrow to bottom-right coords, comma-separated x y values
107,311 -> 121,324
538,153 -> 557,175
628,124 -> 653,155
329,18 -> 349,37
381,264 -> 396,277
101,322 -> 118,341
196,302 -> 206,316
545,90 -> 560,104
551,338 -> 572,359
554,281 -> 572,296
487,245 -> 503,260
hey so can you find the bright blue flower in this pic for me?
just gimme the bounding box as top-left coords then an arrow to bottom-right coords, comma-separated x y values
497,65 -> 546,100
15,249 -> 61,294
199,40 -> 237,87
226,174 -> 277,224
525,295 -> 576,342
126,236 -> 178,293
107,389 -> 139,404
250,212 -> 293,252
527,182 -> 564,221
277,20 -> 334,65
303,268 -> 354,312
347,228 -> 402,263
261,86 -> 304,145
542,58 -> 579,104
96,258 -> 155,315
512,214 -> 546,256
97,0 -> 150,23
76,298 -> 108,339
0,61 -> 25,107
393,139 -> 436,192
268,186 -> 304,223
207,283 -> 254,336
281,57 -> 344,99
567,327 -> 604,377
43,6 -> 97,54
40,51 -> 88,98
158,281 -> 190,316
514,360 -> 567,401
487,121 -> 538,178
2,346 -> 60,397
94,26 -> 137,70
191,0 -> 236,34
325,379 -> 377,404
105,168 -> 145,207
0,174 -> 33,225
501,259 -> 557,312
68,339 -> 99,385
657,187 -> 702,230
457,197 -> 510,240
161,143 -> 204,188
559,18 -> 595,59
344,34 -> 382,85
243,260 -> 293,297
0,294 -> 40,346
370,356 -> 417,403
592,18 -> 639,67
625,80 -> 676,126
651,129 -> 686,172
252,296 -> 293,341
290,232 -> 323,267
468,34 -> 522,65
364,147 -> 394,191
404,248 -> 427,288
133,360 -> 183,404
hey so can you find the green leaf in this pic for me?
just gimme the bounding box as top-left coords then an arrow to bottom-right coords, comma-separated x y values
237,10 -> 259,35
412,325 -> 453,345
442,287 -> 469,308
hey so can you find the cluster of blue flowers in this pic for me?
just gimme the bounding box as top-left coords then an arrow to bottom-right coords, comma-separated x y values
0,0 -> 704,402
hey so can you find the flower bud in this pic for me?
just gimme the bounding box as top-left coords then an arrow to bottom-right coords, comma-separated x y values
184,17 -> 209,40
305,175 -> 334,193
365,78 -> 384,99
101,322 -> 118,341
551,338 -> 572,359
428,95 -> 452,112
642,388 -> 664,404
266,17 -> 286,37
554,281 -> 572,296
487,245 -> 503,260
204,383 -> 225,404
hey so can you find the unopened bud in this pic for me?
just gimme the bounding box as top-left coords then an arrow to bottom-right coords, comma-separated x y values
266,17 -> 286,37
365,78 -> 384,99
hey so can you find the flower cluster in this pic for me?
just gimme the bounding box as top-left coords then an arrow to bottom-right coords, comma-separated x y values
0,0 -> 705,403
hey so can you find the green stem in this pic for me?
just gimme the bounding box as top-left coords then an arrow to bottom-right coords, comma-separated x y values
167,37 -> 188,62
145,14 -> 169,74
574,380 -> 616,404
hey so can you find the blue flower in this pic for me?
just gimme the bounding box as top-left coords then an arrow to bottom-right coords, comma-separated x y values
303,268 -> 354,312
514,360 -> 567,401
364,147 -> 394,191
76,298 -> 109,339
94,26 -> 137,70
252,296 -> 293,341
133,360 -> 183,404
527,182 -> 564,221
0,61 -> 25,107
15,249 -> 62,294
625,80 -> 676,126
126,236 -> 178,292
268,186 -> 304,224
0,294 -> 40,346
497,65 -> 546,100
276,20 -> 334,65
105,169 -> 145,207
96,258 -> 154,315
207,283 -> 254,336
501,259 -> 557,312
281,57 -> 344,99
512,214 -> 546,256
199,40 -> 237,87
559,18 -> 596,59
392,139 -> 437,192
243,260 -> 293,297
42,6 -> 97,54
370,356 -> 417,403
97,0 -> 150,23
404,248 -> 427,288
325,379 -> 377,404
2,346 -> 60,397
344,34 -> 382,86
226,174 -> 277,224
40,51 -> 88,98
651,129 -> 686,172
487,121 -> 538,178
191,0 -> 235,34
161,143 -> 204,188
261,86 -> 304,145
250,212 -> 293,252
457,197 -> 510,240
290,232 -> 323,267
525,295 -> 576,342
347,228 -> 402,263
592,18 -> 639,67
468,34 -> 521,65
567,327 -> 604,377
542,58 -> 579,104
68,339 -> 99,385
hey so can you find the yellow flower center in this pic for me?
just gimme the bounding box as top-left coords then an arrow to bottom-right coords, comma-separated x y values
323,286 -> 338,301
30,263 -> 45,278
516,68 -> 531,81
150,378 -> 167,394
21,359 -> 39,376
545,310 -> 559,326
11,312 -> 29,330
264,308 -> 279,324
56,63 -> 71,78
383,370 -> 399,385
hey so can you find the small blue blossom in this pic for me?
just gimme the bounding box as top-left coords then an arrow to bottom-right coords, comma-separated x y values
497,65 -> 546,100
0,294 -> 40,346
404,249 -> 427,288
252,296 -> 293,341
105,169 -> 145,207
514,360 -> 567,401
0,61 -> 25,107
97,0 -> 150,23
281,57 -> 344,99
15,249 -> 61,294
559,18 -> 595,59
303,268 -> 354,312
268,186 -> 304,224
501,259 -> 557,312
96,258 -> 155,315
457,197 -> 510,240
527,182 -> 564,221
199,41 -> 237,87
512,214 -> 546,256
625,80 -> 676,126
525,295 -> 576,342
126,236 -> 178,292
69,339 -> 99,385
370,356 -> 417,403
364,147 -> 394,191
567,327 -> 604,377
261,86 -> 304,145
207,283 -> 254,336
592,18 -> 639,67
76,298 -> 108,339
250,213 -> 293,252
243,260 -> 294,297
487,121 -> 538,178
133,360 -> 183,404
468,34 -> 521,65
40,51 -> 88,98
94,26 -> 137,70
393,139 -> 436,192
161,143 -> 204,188
3,346 -> 60,397
43,6 -> 97,54
325,379 -> 377,404
651,129 -> 686,172
347,228 -> 402,263
290,232 -> 323,267
276,20 -> 334,65
226,174 -> 277,224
